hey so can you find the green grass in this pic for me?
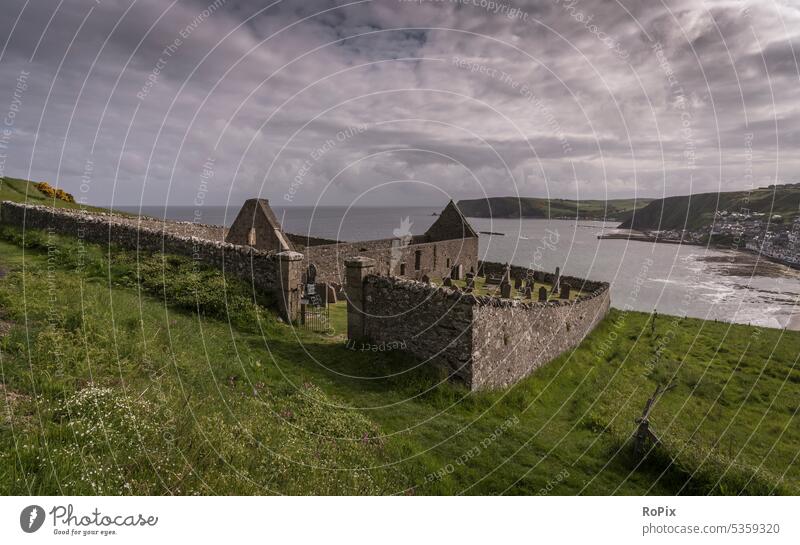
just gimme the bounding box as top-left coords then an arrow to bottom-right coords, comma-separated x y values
0,176 -> 125,215
1,225 -> 799,495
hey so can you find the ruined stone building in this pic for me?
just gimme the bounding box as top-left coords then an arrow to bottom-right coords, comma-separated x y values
225,198 -> 480,284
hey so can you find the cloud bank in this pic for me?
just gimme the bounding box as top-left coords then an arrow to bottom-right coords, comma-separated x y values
0,0 -> 797,207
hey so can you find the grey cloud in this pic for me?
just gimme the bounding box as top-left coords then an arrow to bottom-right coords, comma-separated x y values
0,0 -> 797,207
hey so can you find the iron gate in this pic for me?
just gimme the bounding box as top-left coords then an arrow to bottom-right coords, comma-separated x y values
299,282 -> 331,333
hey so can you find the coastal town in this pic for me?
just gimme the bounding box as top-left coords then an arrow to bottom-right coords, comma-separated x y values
601,211 -> 800,269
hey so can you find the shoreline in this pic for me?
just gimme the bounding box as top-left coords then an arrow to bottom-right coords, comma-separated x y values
597,231 -> 800,271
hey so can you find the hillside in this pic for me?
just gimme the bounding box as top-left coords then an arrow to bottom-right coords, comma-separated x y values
1,223 -> 798,495
456,196 -> 653,221
0,176 -> 79,208
619,185 -> 800,231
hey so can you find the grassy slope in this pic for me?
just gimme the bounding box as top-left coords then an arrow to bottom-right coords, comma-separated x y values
0,177 -> 115,214
1,227 -> 799,495
619,186 -> 800,231
456,196 -> 653,221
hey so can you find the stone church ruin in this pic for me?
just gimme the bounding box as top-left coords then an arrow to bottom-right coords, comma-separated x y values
1,197 -> 609,391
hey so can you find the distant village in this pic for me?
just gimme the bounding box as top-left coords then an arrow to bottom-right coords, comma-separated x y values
641,210 -> 800,268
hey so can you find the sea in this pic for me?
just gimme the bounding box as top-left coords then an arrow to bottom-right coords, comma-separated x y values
118,204 -> 800,331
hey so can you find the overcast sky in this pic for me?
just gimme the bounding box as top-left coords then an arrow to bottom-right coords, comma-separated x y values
0,0 -> 797,207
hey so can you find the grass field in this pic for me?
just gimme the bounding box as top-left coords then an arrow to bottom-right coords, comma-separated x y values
1,225 -> 799,495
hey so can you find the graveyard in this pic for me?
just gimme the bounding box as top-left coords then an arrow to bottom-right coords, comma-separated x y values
437,274 -> 585,301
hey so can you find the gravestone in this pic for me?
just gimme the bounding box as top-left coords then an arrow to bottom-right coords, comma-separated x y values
451,263 -> 463,281
500,281 -> 512,299
326,284 -> 337,304
514,277 -> 522,290
560,282 -> 571,299
538,286 -> 548,302
502,264 -> 512,285
443,277 -> 453,287
466,275 -> 475,290
485,274 -> 501,285
316,283 -> 329,306
524,286 -> 532,299
306,263 -> 317,285
551,266 -> 561,294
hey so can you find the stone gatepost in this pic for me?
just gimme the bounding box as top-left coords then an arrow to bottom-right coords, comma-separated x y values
276,251 -> 303,322
344,256 -> 375,340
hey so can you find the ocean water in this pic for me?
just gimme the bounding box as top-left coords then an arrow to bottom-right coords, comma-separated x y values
118,205 -> 800,330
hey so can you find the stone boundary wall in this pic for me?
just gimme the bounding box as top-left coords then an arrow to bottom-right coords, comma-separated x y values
0,201 -> 302,320
354,262 -> 610,390
361,275 -> 476,384
470,284 -> 610,389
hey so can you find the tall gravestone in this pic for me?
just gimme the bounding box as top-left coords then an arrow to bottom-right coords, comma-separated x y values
502,263 -> 512,285
538,286 -> 548,302
551,266 -> 561,294
560,282 -> 571,299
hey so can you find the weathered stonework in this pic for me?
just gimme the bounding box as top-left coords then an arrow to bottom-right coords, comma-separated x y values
288,201 -> 480,284
360,275 -> 476,384
0,201 -> 301,321
349,261 -> 611,391
470,285 -> 610,390
225,198 -> 293,252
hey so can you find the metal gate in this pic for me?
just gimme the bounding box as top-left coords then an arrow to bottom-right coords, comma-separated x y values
299,282 -> 331,333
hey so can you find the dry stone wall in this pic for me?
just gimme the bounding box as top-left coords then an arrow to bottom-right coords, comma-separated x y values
470,286 -> 610,390
361,275 -> 475,384
355,263 -> 610,390
0,202 -> 301,318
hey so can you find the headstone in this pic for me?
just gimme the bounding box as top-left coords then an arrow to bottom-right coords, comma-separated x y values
560,282 -> 571,299
326,284 -> 337,304
538,286 -> 548,302
551,266 -> 561,294
314,284 -> 328,306
451,264 -> 463,281
306,263 -> 317,285
502,264 -> 512,285
466,275 -> 475,290
443,277 -> 453,287
514,277 -> 522,290
500,282 -> 512,298
524,286 -> 532,299
485,274 -> 501,285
